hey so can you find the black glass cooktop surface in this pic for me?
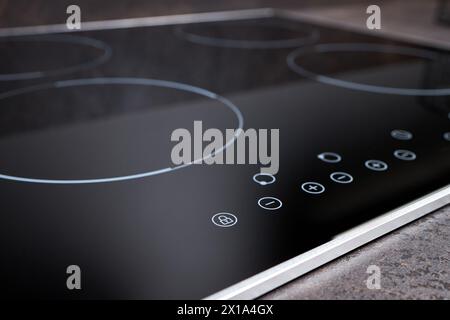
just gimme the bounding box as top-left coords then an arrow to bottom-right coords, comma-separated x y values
0,14 -> 449,299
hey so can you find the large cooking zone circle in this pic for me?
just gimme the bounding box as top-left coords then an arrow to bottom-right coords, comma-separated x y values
0,34 -> 112,81
175,19 -> 320,49
0,77 -> 243,184
287,43 -> 450,96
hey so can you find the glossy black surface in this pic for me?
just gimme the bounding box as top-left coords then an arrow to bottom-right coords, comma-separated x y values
0,16 -> 449,299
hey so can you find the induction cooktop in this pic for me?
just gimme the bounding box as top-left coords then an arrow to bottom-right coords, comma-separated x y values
0,8 -> 449,299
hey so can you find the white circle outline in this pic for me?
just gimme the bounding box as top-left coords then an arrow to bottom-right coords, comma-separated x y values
252,173 -> 276,186
301,182 -> 325,194
0,35 -> 112,81
258,196 -> 283,210
287,43 -> 450,96
365,160 -> 388,171
394,149 -> 417,161
391,129 -> 413,141
330,172 -> 354,184
317,152 -> 342,163
443,132 -> 450,141
174,22 -> 320,49
211,212 -> 238,228
0,77 -> 244,184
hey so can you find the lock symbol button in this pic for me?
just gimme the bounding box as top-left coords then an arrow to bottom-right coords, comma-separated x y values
212,213 -> 238,227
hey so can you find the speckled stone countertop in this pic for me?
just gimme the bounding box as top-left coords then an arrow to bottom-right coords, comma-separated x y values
262,206 -> 450,299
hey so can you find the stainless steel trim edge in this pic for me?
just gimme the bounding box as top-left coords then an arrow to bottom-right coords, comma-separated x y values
206,185 -> 450,300
0,8 -> 274,37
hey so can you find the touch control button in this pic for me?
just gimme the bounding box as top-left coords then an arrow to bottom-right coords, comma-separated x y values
365,160 -> 388,171
391,129 -> 413,141
394,149 -> 416,161
330,172 -> 353,184
253,173 -> 276,186
301,182 -> 325,194
212,213 -> 238,227
317,152 -> 342,163
444,132 -> 450,141
258,197 -> 283,210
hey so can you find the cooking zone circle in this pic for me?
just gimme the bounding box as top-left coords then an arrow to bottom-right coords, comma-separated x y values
0,34 -> 112,81
287,43 -> 450,96
175,20 -> 320,49
0,77 -> 244,184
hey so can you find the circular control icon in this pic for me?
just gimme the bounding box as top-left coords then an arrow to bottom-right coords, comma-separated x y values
330,172 -> 354,184
258,197 -> 283,210
317,152 -> 342,163
444,132 -> 450,141
253,173 -> 276,186
365,160 -> 388,171
391,129 -> 413,141
394,149 -> 416,161
212,213 -> 238,228
301,182 -> 325,194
